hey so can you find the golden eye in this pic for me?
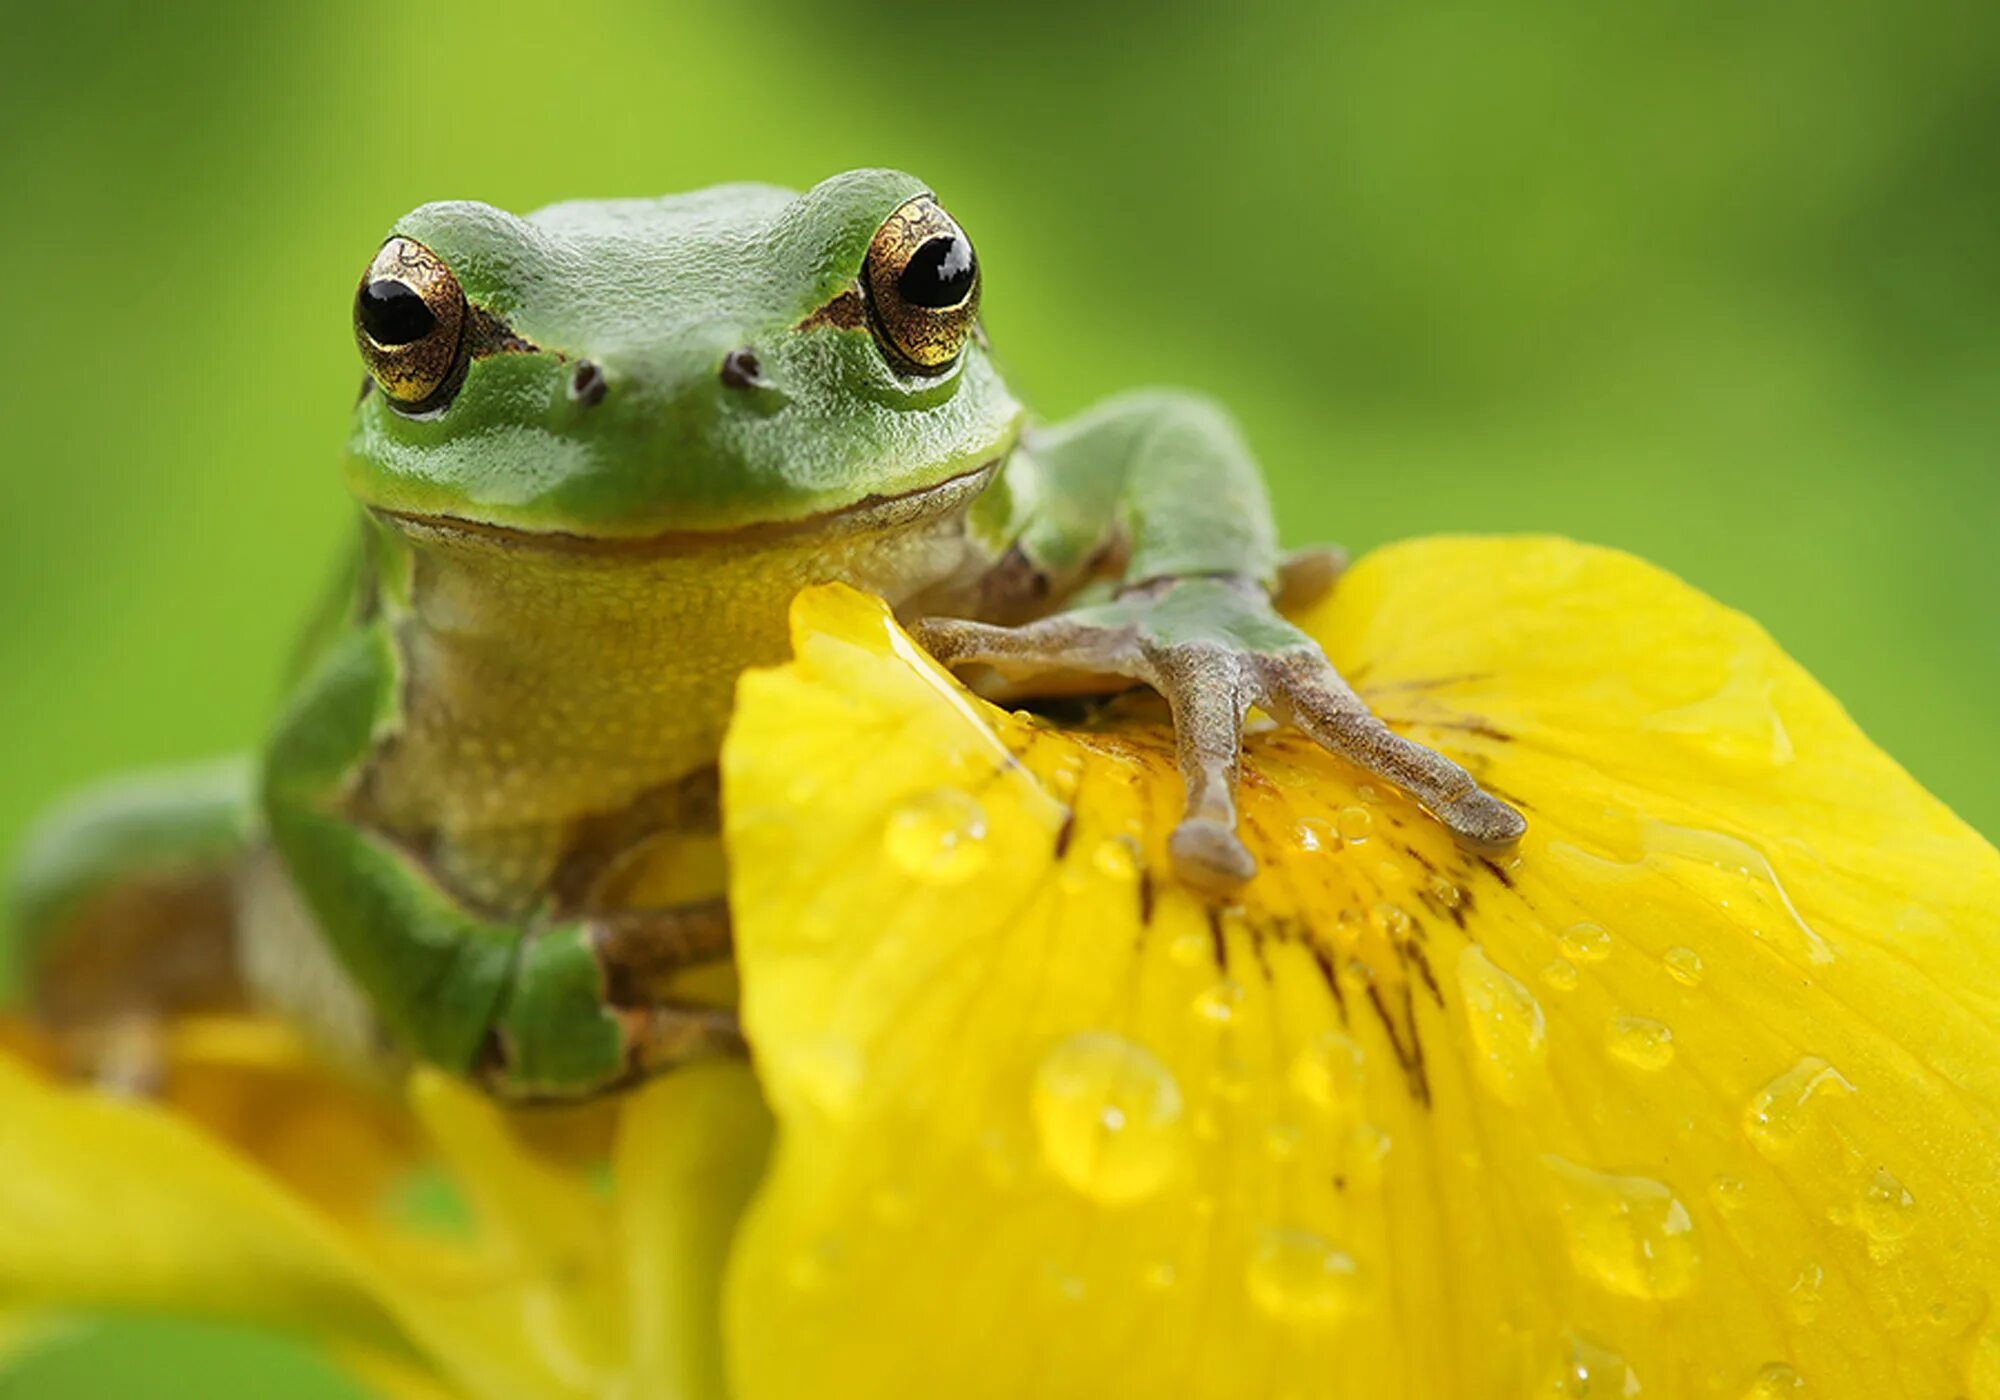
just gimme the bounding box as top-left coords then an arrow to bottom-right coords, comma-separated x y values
863,195 -> 980,373
353,237 -> 466,409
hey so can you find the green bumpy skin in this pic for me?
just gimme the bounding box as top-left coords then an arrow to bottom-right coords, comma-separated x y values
10,168 -> 1520,1099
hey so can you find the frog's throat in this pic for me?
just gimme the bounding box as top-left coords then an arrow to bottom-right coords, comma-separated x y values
371,458 -> 1001,557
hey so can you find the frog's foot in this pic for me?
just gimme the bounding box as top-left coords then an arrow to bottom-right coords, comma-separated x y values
915,575 -> 1524,893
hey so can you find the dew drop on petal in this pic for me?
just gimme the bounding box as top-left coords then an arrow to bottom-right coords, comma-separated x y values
1664,945 -> 1705,986
1295,816 -> 1337,852
1245,1226 -> 1360,1323
1336,805 -> 1373,843
1711,1174 -> 1747,1214
1265,1122 -> 1302,1161
1193,978 -> 1247,1026
1744,1056 -> 1854,1158
1856,1166 -> 1917,1245
1546,1333 -> 1642,1397
784,1234 -> 847,1293
1092,833 -> 1142,882
1784,1261 -> 1824,1323
1606,1016 -> 1676,1072
1370,902 -> 1412,938
884,787 -> 988,882
1346,1123 -> 1392,1187
1743,1362 -> 1804,1396
1031,1031 -> 1184,1205
1542,959 -> 1580,992
1290,1029 -> 1365,1115
1168,931 -> 1212,968
1560,921 -> 1613,962
792,1038 -> 864,1120
1543,1156 -> 1700,1300
1457,945 -> 1548,1105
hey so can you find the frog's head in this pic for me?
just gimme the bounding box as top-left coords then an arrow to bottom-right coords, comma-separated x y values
345,169 -> 1022,541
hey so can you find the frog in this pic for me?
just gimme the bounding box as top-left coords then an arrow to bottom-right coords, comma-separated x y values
5,169 -> 1523,1100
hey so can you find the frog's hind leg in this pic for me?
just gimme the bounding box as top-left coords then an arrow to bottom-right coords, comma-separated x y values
6,757 -> 257,1088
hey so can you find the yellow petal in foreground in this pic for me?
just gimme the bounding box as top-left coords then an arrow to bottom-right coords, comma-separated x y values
0,1019 -> 769,1400
722,538 -> 2000,1400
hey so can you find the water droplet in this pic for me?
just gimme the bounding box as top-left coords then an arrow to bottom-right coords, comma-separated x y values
1560,921 -> 1613,962
1193,978 -> 1247,1026
1092,833 -> 1141,882
1370,902 -> 1412,937
1290,1029 -> 1365,1115
1031,1031 -> 1184,1205
784,1234 -> 847,1292
1346,1123 -> 1392,1187
1045,758 -> 1082,802
1336,805 -> 1373,843
792,1038 -> 864,1119
1542,959 -> 1580,992
1427,875 -> 1463,909
1784,1261 -> 1823,1323
1857,1166 -> 1917,1245
1245,1226 -> 1359,1323
1546,1333 -> 1641,1397
1711,1175 -> 1747,1213
1606,1016 -> 1675,1072
1168,931 -> 1211,968
1265,1122 -> 1302,1161
1295,816 -> 1337,852
1141,1260 -> 1178,1291
1663,946 -> 1704,986
1038,1263 -> 1087,1305
1641,821 -> 1834,965
1209,1056 -> 1252,1102
884,787 -> 988,882
1744,1056 -> 1854,1158
1743,1362 -> 1803,1396
1457,945 -> 1548,1105
1543,1156 -> 1700,1299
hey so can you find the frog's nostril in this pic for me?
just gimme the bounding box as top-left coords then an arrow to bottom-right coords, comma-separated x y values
569,360 -> 607,407
719,348 -> 771,391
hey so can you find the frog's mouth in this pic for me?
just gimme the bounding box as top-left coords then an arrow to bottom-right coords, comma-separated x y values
372,457 -> 1000,557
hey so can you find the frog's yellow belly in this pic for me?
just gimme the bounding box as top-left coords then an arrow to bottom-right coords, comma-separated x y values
359,465 -> 996,912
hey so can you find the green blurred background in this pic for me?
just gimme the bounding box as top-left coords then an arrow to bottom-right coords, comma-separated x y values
2,0 -> 1995,1391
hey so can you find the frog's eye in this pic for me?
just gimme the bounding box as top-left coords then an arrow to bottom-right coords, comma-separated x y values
863,195 -> 980,374
354,237 -> 467,410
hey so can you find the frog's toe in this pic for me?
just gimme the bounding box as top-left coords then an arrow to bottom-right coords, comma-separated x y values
910,614 -> 1138,675
1254,646 -> 1526,856
1169,817 -> 1258,894
1435,788 -> 1528,855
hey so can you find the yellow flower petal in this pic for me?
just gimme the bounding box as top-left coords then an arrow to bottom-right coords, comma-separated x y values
0,1047 -> 406,1349
0,1026 -> 768,1400
721,538 -> 2000,1399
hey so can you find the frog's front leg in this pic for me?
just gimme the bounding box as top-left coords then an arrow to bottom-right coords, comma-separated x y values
265,624 -> 741,1099
926,390 -> 1525,892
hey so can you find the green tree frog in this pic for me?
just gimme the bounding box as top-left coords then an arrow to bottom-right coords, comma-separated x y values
7,170 -> 1522,1099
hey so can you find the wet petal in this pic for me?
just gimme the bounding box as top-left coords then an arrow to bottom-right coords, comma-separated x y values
0,1028 -> 767,1400
721,539 -> 2000,1399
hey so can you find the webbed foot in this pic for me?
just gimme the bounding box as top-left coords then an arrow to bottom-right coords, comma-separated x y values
915,574 -> 1524,893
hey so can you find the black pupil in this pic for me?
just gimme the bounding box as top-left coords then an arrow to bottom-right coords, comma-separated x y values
358,279 -> 437,346
897,234 -> 975,309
